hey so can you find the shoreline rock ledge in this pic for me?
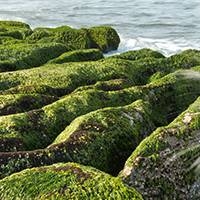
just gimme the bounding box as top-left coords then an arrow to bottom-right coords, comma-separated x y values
0,20 -> 200,199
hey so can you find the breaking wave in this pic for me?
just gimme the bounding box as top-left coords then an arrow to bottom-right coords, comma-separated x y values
115,36 -> 200,57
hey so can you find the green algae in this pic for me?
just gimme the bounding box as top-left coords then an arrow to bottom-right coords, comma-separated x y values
2,68 -> 200,178
0,84 -> 64,96
0,58 -> 152,95
27,25 -> 120,53
28,26 -> 91,50
73,78 -> 133,93
0,23 -> 199,198
48,48 -> 103,64
0,21 -> 32,40
0,162 -> 143,200
120,97 -> 200,199
0,21 -> 30,29
0,100 -> 155,177
0,69 -> 200,153
88,26 -> 120,52
0,43 -> 68,71
110,48 -> 165,61
0,22 -> 121,72
49,100 -> 154,175
1,49 -> 200,96
0,36 -> 23,45
0,94 -> 58,116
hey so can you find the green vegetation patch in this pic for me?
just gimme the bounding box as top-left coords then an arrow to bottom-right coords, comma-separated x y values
0,94 -> 58,116
88,26 -> 120,52
120,97 -> 200,199
1,49 -> 200,96
0,42 -> 67,71
73,78 -> 133,93
0,21 -> 32,40
27,25 -> 120,53
48,48 -> 103,64
28,26 -> 90,50
49,100 -> 155,175
0,69 -> 200,160
0,162 -> 143,200
0,58 -> 153,95
0,100 -> 155,177
110,48 -> 165,61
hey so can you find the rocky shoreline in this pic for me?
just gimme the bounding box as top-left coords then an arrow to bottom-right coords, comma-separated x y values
0,21 -> 200,199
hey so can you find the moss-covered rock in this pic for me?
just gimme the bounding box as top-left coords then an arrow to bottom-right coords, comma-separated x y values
88,26 -> 120,52
48,48 -> 103,64
1,79 -> 132,97
0,43 -> 68,71
1,21 -> 200,198
0,94 -> 58,116
0,88 -> 139,151
120,97 -> 200,199
0,36 -> 23,45
50,100 -> 154,174
0,69 -> 200,153
73,78 -> 133,93
0,84 -> 64,96
0,100 -> 155,177
0,162 -> 143,200
27,25 -> 120,53
110,48 -> 165,61
0,21 -> 120,73
0,21 -> 32,40
1,49 -> 200,95
147,49 -> 200,82
28,26 -> 90,50
0,58 -> 153,95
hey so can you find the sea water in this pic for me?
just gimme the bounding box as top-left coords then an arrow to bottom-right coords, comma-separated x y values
0,0 -> 200,56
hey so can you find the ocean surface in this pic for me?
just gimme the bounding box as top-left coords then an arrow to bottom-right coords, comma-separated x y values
0,0 -> 200,56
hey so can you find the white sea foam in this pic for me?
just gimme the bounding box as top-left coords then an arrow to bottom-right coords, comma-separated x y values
115,35 -> 200,57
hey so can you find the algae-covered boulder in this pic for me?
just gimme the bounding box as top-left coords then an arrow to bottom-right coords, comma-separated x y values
120,97 -> 200,199
0,69 -> 200,155
0,36 -> 200,199
3,78 -> 131,97
1,49 -> 200,95
49,100 -> 155,175
0,84 -> 64,96
73,78 -> 133,93
0,36 -> 23,45
28,25 -> 120,53
0,68 -> 199,151
0,100 -> 155,177
0,94 -> 58,116
0,21 -> 120,73
28,26 -> 90,50
0,58 -> 153,95
0,21 -> 32,40
48,48 -> 103,64
110,48 -> 165,61
0,162 -> 143,200
88,26 -> 120,52
0,43 -> 67,71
